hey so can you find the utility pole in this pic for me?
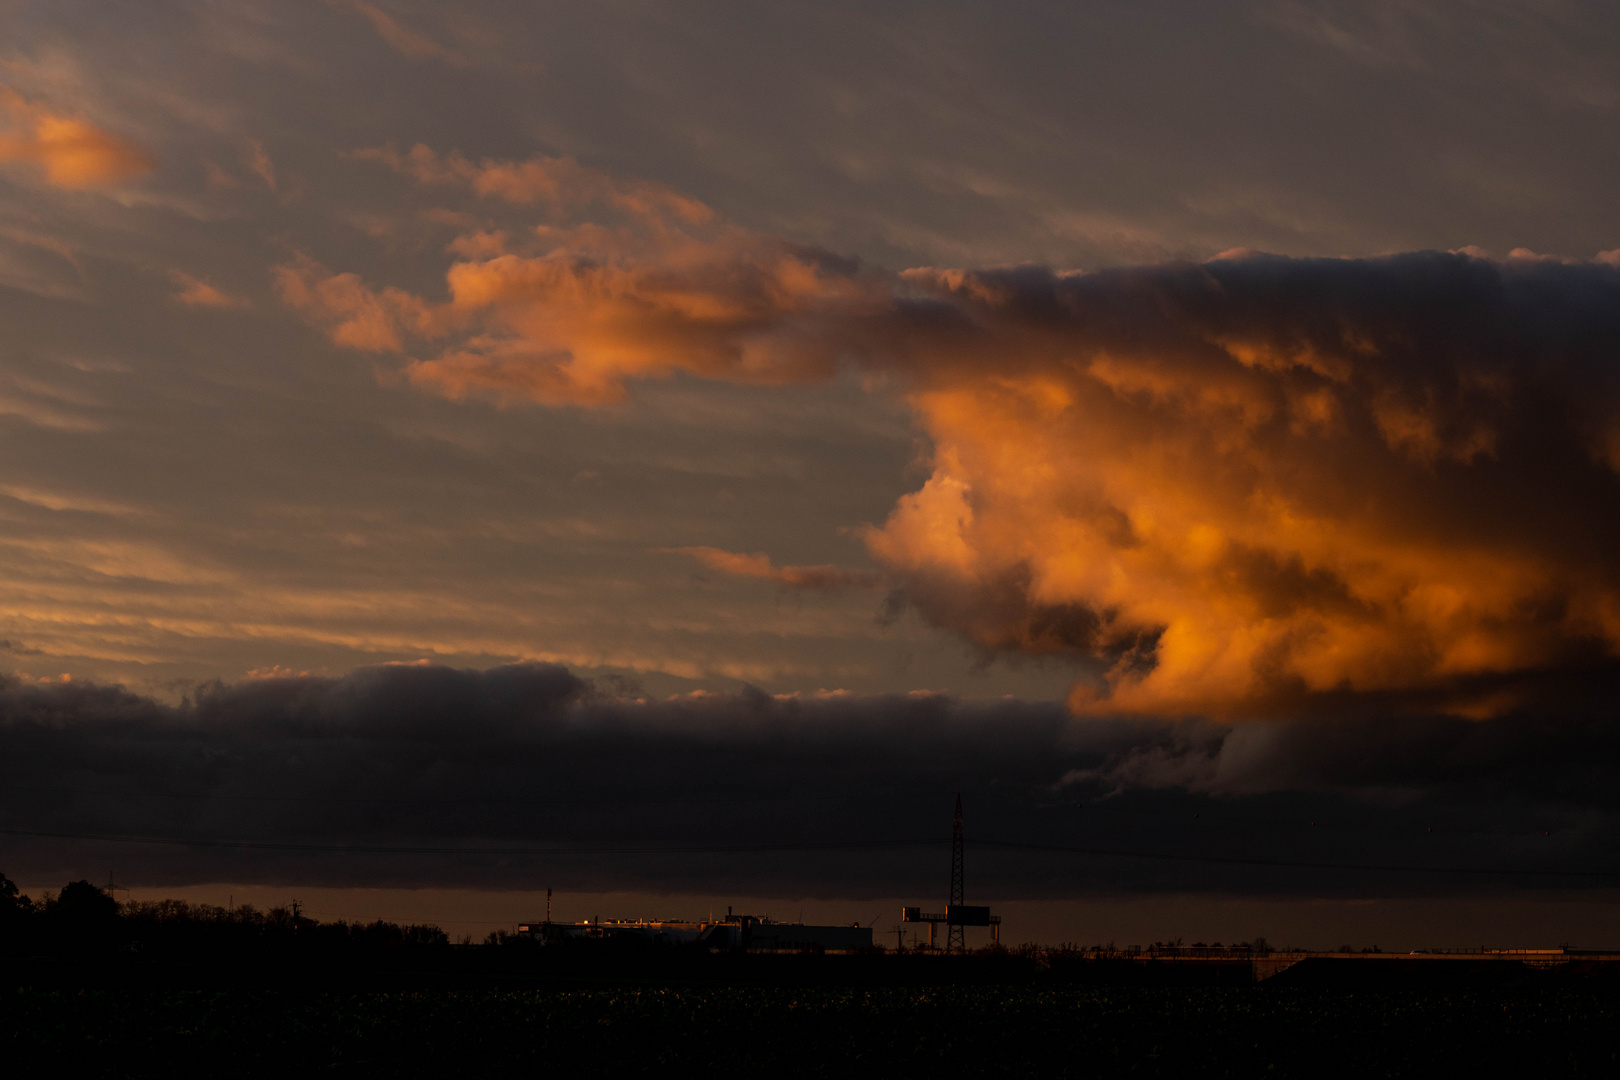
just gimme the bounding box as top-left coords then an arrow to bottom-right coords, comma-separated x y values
948,793 -> 966,953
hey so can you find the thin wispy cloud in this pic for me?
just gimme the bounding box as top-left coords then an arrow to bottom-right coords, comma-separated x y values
330,0 -> 471,68
0,86 -> 152,189
668,546 -> 882,591
170,270 -> 251,309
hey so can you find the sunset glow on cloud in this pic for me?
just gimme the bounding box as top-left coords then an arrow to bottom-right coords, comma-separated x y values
669,546 -> 883,591
0,88 -> 152,189
873,257 -> 1620,717
279,154 -> 888,403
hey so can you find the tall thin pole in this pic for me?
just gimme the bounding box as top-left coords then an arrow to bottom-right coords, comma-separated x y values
948,794 -> 966,953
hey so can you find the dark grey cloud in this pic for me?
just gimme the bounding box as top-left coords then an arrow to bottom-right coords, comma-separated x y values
1,663 -> 1614,900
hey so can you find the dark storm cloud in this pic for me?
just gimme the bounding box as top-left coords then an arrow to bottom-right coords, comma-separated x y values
1,663 -> 1614,899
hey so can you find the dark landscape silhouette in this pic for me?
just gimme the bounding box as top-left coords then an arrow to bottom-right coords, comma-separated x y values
5,874 -> 1619,1077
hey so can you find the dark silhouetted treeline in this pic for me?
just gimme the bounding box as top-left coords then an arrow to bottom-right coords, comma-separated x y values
8,872 -> 1619,995
0,871 -> 447,965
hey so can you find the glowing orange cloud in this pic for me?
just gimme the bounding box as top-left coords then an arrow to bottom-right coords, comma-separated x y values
667,547 -> 882,591
355,144 -> 712,223
866,259 -> 1620,718
0,88 -> 153,189
275,255 -> 436,352
279,161 -> 888,402
171,271 -> 251,309
285,150 -> 1620,719
331,0 -> 469,67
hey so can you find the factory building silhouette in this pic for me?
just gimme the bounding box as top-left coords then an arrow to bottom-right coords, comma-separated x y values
521,796 -> 995,952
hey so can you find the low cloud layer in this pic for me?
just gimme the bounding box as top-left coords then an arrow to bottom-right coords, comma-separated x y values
285,152 -> 1620,719
1,664 -> 1614,899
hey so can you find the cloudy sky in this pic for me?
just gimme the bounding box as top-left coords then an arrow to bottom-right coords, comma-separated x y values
2,0 -> 1619,945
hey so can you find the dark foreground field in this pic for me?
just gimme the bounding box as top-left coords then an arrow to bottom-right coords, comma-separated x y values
4,984 -> 1616,1077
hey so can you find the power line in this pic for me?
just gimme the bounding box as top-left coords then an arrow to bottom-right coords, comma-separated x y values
1,786 -> 1559,839
2,785 -> 998,809
3,825 -> 1617,879
974,839 -> 1620,879
0,826 -> 935,857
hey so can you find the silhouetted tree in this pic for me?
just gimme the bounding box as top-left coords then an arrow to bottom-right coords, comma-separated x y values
44,880 -> 120,951
50,880 -> 119,923
0,871 -> 35,951
0,872 -> 26,917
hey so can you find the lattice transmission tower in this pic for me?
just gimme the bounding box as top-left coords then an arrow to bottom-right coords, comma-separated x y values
947,793 -> 966,953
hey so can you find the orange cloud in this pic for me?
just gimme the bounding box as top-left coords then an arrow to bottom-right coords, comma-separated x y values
865,258 -> 1620,718
445,229 -> 509,258
0,87 -> 153,189
355,144 -> 713,223
246,664 -> 311,680
298,145 -> 866,402
274,255 -> 437,352
408,236 -> 886,403
667,547 -> 882,591
333,0 -> 469,67
171,271 -> 251,309
280,182 -> 887,403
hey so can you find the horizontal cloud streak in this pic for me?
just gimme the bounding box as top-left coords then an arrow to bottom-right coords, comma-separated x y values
332,0 -> 470,68
355,144 -> 713,222
0,664 -> 1614,898
667,546 -> 883,591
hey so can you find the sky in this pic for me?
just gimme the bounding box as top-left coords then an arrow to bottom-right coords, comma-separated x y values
2,0 -> 1619,946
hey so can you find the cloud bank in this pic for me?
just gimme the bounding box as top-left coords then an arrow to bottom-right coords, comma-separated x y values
282,150 -> 1620,719
0,663 -> 1614,898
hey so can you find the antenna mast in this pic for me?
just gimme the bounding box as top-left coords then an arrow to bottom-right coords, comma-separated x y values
947,793 -> 965,953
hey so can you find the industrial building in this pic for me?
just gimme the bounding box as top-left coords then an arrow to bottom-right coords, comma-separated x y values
518,906 -> 873,951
